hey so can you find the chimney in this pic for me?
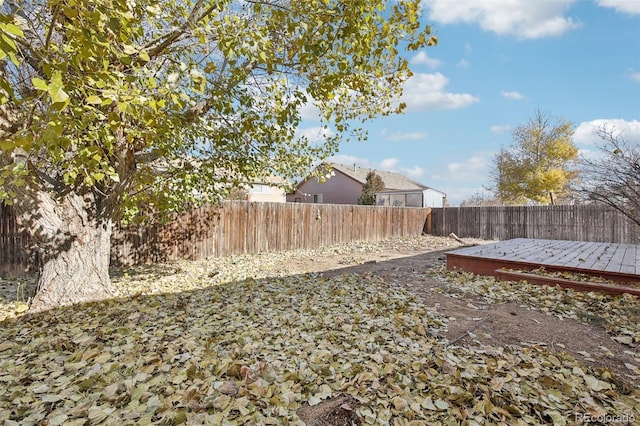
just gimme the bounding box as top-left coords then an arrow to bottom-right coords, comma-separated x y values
353,163 -> 356,171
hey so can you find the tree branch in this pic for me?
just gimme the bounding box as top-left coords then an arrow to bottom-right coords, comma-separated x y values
145,0 -> 205,59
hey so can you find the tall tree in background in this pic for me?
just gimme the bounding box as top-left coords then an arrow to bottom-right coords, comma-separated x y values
0,0 -> 436,311
357,171 -> 385,205
578,126 -> 640,227
490,110 -> 579,204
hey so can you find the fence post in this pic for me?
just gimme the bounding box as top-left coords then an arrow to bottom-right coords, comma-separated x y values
441,195 -> 447,234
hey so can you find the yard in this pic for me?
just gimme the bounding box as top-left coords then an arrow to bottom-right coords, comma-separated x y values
0,235 -> 638,425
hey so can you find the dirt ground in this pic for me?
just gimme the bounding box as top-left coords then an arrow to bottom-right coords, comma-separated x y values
268,239 -> 640,391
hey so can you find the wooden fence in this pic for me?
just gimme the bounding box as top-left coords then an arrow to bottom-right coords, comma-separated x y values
111,201 -> 430,266
429,205 -> 640,244
7,202 -> 636,274
0,204 -> 34,276
1,201 -> 430,272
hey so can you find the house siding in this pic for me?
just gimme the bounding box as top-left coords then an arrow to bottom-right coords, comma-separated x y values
287,172 -> 363,204
423,189 -> 446,208
248,185 -> 286,203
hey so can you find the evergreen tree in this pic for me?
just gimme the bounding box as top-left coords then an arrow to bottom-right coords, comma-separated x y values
358,171 -> 385,205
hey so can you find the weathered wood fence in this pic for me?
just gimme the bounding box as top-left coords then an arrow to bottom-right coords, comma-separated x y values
5,202 -> 637,275
0,204 -> 34,276
430,205 -> 640,244
111,201 -> 430,266
1,201 -> 430,273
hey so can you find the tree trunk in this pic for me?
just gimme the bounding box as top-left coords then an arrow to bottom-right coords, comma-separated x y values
14,190 -> 115,312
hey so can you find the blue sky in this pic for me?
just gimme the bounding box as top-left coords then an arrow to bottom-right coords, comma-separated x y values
298,0 -> 640,205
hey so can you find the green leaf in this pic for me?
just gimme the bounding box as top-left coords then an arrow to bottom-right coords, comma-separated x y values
48,71 -> 69,105
2,23 -> 24,37
117,102 -> 129,113
32,78 -> 48,92
122,44 -> 137,55
107,168 -> 120,183
0,140 -> 13,151
86,95 -> 102,105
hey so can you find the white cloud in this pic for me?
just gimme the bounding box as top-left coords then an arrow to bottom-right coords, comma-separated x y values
465,43 -> 472,54
296,126 -> 334,144
574,119 -> 640,145
379,158 -> 425,178
630,72 -> 640,82
432,153 -> 491,182
299,100 -> 322,121
329,155 -> 372,168
379,158 -> 399,170
401,72 -> 479,111
424,0 -> 581,39
382,130 -> 428,142
410,51 -> 442,69
457,59 -> 470,68
596,0 -> 640,14
447,155 -> 488,175
402,166 -> 425,178
500,90 -> 525,100
429,152 -> 494,204
491,124 -> 512,134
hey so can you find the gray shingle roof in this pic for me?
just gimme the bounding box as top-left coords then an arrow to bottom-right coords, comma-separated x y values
328,163 -> 428,191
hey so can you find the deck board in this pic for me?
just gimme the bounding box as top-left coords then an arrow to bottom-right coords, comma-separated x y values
579,242 -> 612,270
516,239 -> 573,264
446,239 -> 640,292
605,244 -> 626,273
551,241 -> 600,268
620,245 -> 636,275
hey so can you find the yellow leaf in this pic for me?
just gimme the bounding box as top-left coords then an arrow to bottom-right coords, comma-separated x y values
14,302 -> 28,313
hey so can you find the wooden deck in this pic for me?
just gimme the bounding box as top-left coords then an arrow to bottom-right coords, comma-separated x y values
446,238 -> 640,296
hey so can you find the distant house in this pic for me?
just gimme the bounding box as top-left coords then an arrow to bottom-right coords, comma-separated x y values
245,175 -> 286,203
375,188 -> 446,208
287,162 -> 444,206
149,157 -> 286,203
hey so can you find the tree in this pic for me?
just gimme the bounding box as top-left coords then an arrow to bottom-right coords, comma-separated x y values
357,171 -> 385,205
0,0 -> 436,311
225,187 -> 249,201
578,126 -> 640,227
459,193 -> 502,207
490,110 -> 579,204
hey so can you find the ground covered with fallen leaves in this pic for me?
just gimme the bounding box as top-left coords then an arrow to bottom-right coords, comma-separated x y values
0,236 -> 638,425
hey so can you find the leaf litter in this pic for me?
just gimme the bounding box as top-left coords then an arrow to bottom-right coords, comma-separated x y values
431,265 -> 640,351
0,236 -> 638,425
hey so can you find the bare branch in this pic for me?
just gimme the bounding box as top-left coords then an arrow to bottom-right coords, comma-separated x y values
578,125 -> 640,227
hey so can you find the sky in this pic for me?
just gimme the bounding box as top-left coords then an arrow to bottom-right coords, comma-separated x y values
298,0 -> 640,205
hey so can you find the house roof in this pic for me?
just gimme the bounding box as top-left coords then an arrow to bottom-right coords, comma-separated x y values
376,188 -> 446,195
326,163 -> 428,191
